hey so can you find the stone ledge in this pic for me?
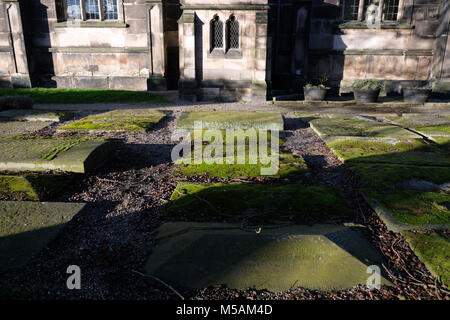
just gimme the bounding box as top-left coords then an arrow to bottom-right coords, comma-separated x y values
309,49 -> 433,56
54,21 -> 128,28
34,47 -> 147,54
180,5 -> 270,11
335,21 -> 415,30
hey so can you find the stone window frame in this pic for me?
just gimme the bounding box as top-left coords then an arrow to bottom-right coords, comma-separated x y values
341,0 -> 405,22
58,0 -> 124,23
208,12 -> 242,59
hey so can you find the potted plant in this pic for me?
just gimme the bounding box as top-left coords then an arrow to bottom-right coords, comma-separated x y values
403,85 -> 431,103
304,74 -> 329,101
352,79 -> 382,103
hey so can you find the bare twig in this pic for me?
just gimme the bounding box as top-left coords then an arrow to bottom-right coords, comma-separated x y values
132,270 -> 184,300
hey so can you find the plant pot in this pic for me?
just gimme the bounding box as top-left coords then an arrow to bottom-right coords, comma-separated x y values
403,88 -> 431,104
353,89 -> 380,103
304,87 -> 328,101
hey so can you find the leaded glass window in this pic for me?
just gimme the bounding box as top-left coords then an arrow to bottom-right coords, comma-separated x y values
344,0 -> 360,20
211,16 -> 224,50
227,16 -> 239,50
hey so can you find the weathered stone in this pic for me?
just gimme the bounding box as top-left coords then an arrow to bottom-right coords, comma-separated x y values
0,138 -> 114,173
57,109 -> 166,133
0,110 -> 73,122
0,174 -> 74,201
145,222 -> 392,291
398,179 -> 440,192
0,121 -> 54,138
177,111 -> 284,130
0,201 -> 85,269
0,96 -> 33,110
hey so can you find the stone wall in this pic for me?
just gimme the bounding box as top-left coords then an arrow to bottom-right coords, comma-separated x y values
178,0 -> 268,102
0,0 -> 31,88
306,0 -> 444,94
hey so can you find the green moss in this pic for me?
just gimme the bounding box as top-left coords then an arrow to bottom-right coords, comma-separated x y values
0,88 -> 168,104
58,109 -> 167,132
402,231 -> 450,286
363,189 -> 450,228
350,163 -> 450,189
0,174 -> 74,201
175,143 -> 308,179
167,182 -> 350,221
41,140 -> 81,160
177,111 -> 284,130
328,138 -> 450,166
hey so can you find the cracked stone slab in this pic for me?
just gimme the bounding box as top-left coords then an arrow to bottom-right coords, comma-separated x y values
0,110 -> 73,122
0,201 -> 85,269
0,121 -> 54,138
145,222 -> 392,291
177,111 -> 284,131
0,138 -> 114,173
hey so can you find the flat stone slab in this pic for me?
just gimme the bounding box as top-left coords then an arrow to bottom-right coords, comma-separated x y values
168,182 -> 350,221
327,137 -> 450,167
177,111 -> 284,130
0,120 -> 54,138
57,109 -> 166,132
381,114 -> 450,139
0,110 -> 73,122
0,201 -> 85,269
145,222 -> 392,291
0,138 -> 113,173
309,116 -> 420,141
402,231 -> 450,287
0,174 -> 74,201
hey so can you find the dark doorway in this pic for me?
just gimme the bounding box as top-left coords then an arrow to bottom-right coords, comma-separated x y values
163,0 -> 182,90
268,0 -> 310,93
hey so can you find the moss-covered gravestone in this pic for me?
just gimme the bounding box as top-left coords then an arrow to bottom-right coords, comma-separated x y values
177,111 -> 284,131
0,201 -> 85,269
0,138 -> 114,173
0,121 -> 54,138
57,109 -> 166,132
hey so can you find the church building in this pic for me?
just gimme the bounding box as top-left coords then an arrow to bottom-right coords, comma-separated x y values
0,0 -> 448,101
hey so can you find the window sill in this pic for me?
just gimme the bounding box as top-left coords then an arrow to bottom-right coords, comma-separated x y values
208,48 -> 243,59
335,21 -> 414,30
55,21 -> 128,28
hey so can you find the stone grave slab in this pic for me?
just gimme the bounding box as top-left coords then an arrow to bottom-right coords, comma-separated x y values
351,163 -> 450,232
145,222 -> 393,291
0,120 -> 54,138
402,231 -> 450,287
382,114 -> 450,140
57,109 -> 166,132
308,116 -> 421,141
0,174 -> 74,201
0,201 -> 85,269
168,182 -> 350,221
177,111 -> 284,131
0,138 -> 114,173
0,110 -> 73,122
327,137 -> 450,167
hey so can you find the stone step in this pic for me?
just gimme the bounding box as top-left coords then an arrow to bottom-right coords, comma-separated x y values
145,222 -> 393,291
0,201 -> 85,269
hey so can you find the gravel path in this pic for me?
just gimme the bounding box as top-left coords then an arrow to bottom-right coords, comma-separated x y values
0,111 -> 448,300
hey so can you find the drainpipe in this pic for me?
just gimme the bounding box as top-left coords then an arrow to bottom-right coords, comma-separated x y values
5,4 -> 18,73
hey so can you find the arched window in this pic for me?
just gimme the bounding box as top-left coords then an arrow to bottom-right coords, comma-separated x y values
227,15 -> 239,50
211,16 -> 224,50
